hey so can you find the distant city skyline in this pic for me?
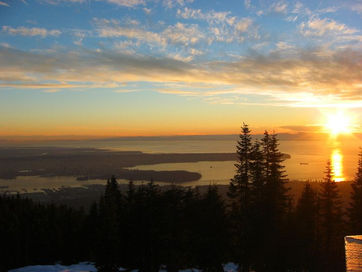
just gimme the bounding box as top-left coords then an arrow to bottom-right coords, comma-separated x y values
0,0 -> 361,137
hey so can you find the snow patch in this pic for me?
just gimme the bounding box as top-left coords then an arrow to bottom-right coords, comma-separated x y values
9,262 -> 238,272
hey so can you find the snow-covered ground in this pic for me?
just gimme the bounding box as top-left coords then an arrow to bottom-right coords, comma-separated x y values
8,262 -> 238,272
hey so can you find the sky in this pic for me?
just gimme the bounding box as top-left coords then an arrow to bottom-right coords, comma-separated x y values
0,0 -> 361,138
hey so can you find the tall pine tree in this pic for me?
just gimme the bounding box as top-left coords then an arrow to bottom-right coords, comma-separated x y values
228,123 -> 254,271
318,161 -> 344,272
96,176 -> 122,272
349,149 -> 362,234
260,131 -> 290,271
295,182 -> 319,271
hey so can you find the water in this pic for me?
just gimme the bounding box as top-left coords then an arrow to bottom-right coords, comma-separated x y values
0,135 -> 360,193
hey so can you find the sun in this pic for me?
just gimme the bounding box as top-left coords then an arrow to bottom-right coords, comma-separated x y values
323,110 -> 352,137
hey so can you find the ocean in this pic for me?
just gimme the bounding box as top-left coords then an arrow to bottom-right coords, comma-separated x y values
0,135 -> 361,192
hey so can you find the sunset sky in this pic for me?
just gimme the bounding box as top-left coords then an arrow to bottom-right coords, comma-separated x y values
0,0 -> 361,137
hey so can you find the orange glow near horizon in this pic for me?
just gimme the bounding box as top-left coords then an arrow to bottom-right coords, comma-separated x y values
331,149 -> 345,182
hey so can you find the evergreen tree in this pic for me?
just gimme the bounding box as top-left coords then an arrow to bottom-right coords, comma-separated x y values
349,149 -> 362,233
196,186 -> 228,272
122,179 -> 138,270
159,185 -> 186,272
228,123 -> 254,271
260,131 -> 290,271
295,182 -> 319,271
318,161 -> 344,272
96,176 -> 122,272
247,139 -> 265,271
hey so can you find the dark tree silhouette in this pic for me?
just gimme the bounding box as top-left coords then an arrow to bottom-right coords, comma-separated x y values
228,123 -> 254,271
196,185 -> 228,272
349,149 -> 362,234
259,131 -> 290,271
318,161 -> 344,272
295,182 -> 319,271
96,176 -> 123,272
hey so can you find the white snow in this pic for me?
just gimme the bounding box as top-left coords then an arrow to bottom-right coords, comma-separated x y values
8,262 -> 97,272
8,262 -> 238,272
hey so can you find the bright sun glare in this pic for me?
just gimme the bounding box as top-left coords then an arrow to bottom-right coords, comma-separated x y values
324,110 -> 353,137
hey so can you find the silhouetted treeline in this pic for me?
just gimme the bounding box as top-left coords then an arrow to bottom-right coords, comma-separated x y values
1,128 -> 362,272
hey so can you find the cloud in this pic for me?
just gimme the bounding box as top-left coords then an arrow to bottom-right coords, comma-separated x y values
235,18 -> 252,33
94,18 -> 166,46
105,0 -> 145,7
271,1 -> 287,14
0,46 -> 361,108
95,18 -> 205,48
143,7 -> 151,14
43,89 -> 61,93
158,89 -> 198,96
45,0 -> 145,6
43,0 -> 86,4
2,26 -> 61,37
113,89 -> 138,93
244,0 -> 251,9
349,2 -> 362,14
163,0 -> 193,8
300,18 -> 357,37
318,6 -> 339,14
163,23 -> 204,46
176,7 -> 255,43
0,1 -> 9,7
279,125 -> 322,133
177,7 -> 235,25
189,48 -> 203,56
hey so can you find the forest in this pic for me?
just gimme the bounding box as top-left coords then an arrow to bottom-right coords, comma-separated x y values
1,124 -> 362,272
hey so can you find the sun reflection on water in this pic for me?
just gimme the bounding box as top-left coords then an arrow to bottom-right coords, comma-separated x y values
331,149 -> 345,182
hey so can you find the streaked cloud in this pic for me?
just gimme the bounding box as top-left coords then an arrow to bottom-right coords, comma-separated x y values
2,26 -> 61,37
0,1 -> 9,7
271,1 -> 288,14
105,0 -> 145,7
163,0 -> 193,9
177,7 -> 236,25
163,23 -> 203,46
43,89 -> 61,93
94,18 -> 166,46
113,89 -> 139,93
300,18 -> 358,37
0,46 -> 361,108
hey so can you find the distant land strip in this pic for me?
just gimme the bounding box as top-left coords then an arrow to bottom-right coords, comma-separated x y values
0,147 -> 290,182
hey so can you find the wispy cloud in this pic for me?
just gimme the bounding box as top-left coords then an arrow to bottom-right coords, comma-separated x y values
300,18 -> 358,37
348,2 -> 362,14
113,89 -> 138,93
45,0 -> 145,6
163,0 -> 193,9
0,1 -> 9,7
0,46 -> 361,108
177,7 -> 236,25
94,18 -> 166,46
94,18 -> 205,49
177,7 -> 256,43
163,23 -> 204,46
104,0 -> 145,7
43,89 -> 61,93
2,26 -> 61,37
271,1 -> 287,14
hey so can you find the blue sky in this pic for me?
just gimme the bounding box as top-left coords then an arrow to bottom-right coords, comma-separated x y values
0,0 -> 361,137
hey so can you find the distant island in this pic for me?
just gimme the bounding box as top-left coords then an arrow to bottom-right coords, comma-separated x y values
0,147 -> 290,183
